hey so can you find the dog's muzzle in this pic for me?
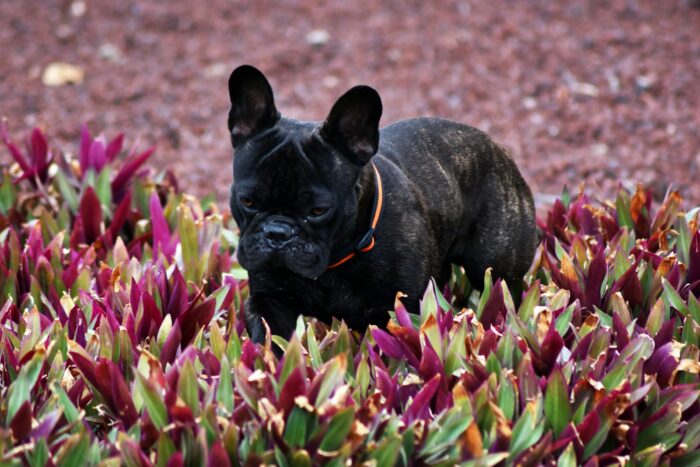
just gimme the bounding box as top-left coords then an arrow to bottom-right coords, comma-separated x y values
261,216 -> 296,249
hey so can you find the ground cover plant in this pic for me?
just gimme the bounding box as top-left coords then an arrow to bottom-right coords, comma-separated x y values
0,125 -> 699,466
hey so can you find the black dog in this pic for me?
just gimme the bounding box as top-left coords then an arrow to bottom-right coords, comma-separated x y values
227,65 -> 537,344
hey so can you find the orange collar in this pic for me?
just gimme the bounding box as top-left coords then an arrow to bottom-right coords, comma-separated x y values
327,163 -> 383,269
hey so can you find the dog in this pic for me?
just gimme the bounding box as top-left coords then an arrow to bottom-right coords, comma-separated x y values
227,65 -> 538,344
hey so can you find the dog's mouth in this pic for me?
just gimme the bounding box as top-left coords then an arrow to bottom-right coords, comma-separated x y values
237,233 -> 328,279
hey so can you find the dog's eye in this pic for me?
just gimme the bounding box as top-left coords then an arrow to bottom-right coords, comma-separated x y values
240,197 -> 255,209
310,206 -> 329,216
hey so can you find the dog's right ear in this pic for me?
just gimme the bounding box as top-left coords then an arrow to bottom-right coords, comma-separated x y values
228,65 -> 280,146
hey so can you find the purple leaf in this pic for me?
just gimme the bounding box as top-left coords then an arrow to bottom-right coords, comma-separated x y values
1,123 -> 32,174
101,358 -> 138,428
30,410 -> 60,439
79,124 -> 92,174
653,317 -> 676,348
149,192 -> 171,258
106,133 -> 124,162
570,332 -> 594,361
478,327 -> 500,356
480,279 -> 506,329
375,367 -> 397,410
577,409 -> 601,446
29,127 -> 51,181
70,350 -> 100,391
395,299 -> 415,328
537,325 -> 564,376
111,146 -> 156,200
387,321 -> 421,365
166,268 -> 188,320
418,338 -> 443,381
585,245 -> 607,309
278,367 -> 307,417
612,312 -> 630,350
667,263 -> 681,289
89,137 -> 107,173
403,374 -> 440,424
160,319 -> 182,366
10,401 -> 32,441
688,231 -> 700,292
207,441 -> 231,467
178,297 -> 216,346
80,186 -> 103,244
608,261 -> 642,309
166,453 -> 184,467
241,339 -> 258,370
372,328 -> 405,360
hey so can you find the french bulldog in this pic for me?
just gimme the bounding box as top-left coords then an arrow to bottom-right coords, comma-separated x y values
227,65 -> 538,345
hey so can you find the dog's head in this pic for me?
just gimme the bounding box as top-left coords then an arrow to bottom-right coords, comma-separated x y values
227,65 -> 382,279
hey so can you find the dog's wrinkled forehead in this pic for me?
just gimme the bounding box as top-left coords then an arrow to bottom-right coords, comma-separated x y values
234,121 -> 337,196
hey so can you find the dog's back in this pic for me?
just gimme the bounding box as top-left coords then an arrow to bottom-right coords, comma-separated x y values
377,117 -> 537,290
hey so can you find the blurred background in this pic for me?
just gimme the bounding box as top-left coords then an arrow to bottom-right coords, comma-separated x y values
2,0 -> 700,209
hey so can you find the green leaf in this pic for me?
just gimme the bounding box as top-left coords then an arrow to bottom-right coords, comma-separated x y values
52,381 -> 81,424
54,170 -> 79,213
420,280 -> 439,322
421,408 -> 472,457
306,325 -> 323,370
210,321 -> 226,360
616,192 -> 634,230
156,434 -> 177,467
688,293 -> 700,326
671,450 -> 700,467
370,434 -> 402,466
135,373 -> 168,430
284,406 -> 313,447
27,437 -> 50,467
279,336 -> 303,388
555,302 -> 575,337
295,314 -> 306,341
177,202 -> 199,282
445,321 -> 467,375
95,167 -> 112,216
0,171 -> 17,215
315,355 -> 347,406
178,358 -> 199,415
544,368 -> 572,437
319,407 -> 355,452
662,278 -> 688,317
509,401 -> 544,458
476,269 -> 493,320
355,356 -> 370,399
517,281 -> 540,322
646,298 -> 665,335
561,185 -> 571,208
557,442 -> 577,467
56,433 -> 90,467
217,356 -> 234,414
289,449 -> 312,467
498,376 -> 516,421
461,453 -> 509,466
7,351 -> 44,423
677,214 -> 692,266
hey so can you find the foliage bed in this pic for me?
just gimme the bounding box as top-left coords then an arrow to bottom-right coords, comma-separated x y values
1,126 -> 699,466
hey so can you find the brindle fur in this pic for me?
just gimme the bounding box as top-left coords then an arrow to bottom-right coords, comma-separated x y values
227,65 -> 537,344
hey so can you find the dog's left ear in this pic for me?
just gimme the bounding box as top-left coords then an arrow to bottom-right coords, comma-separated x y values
321,86 -> 382,165
228,65 -> 280,146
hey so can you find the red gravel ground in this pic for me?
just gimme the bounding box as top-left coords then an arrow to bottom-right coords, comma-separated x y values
2,0 -> 700,210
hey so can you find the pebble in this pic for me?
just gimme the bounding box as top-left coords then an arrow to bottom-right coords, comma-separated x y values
305,29 -> 330,46
42,62 -> 84,86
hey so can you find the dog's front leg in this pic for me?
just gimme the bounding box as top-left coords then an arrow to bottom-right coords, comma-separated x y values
244,295 -> 298,345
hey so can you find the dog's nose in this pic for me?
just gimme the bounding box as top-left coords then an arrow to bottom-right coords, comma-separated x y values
263,222 -> 294,248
